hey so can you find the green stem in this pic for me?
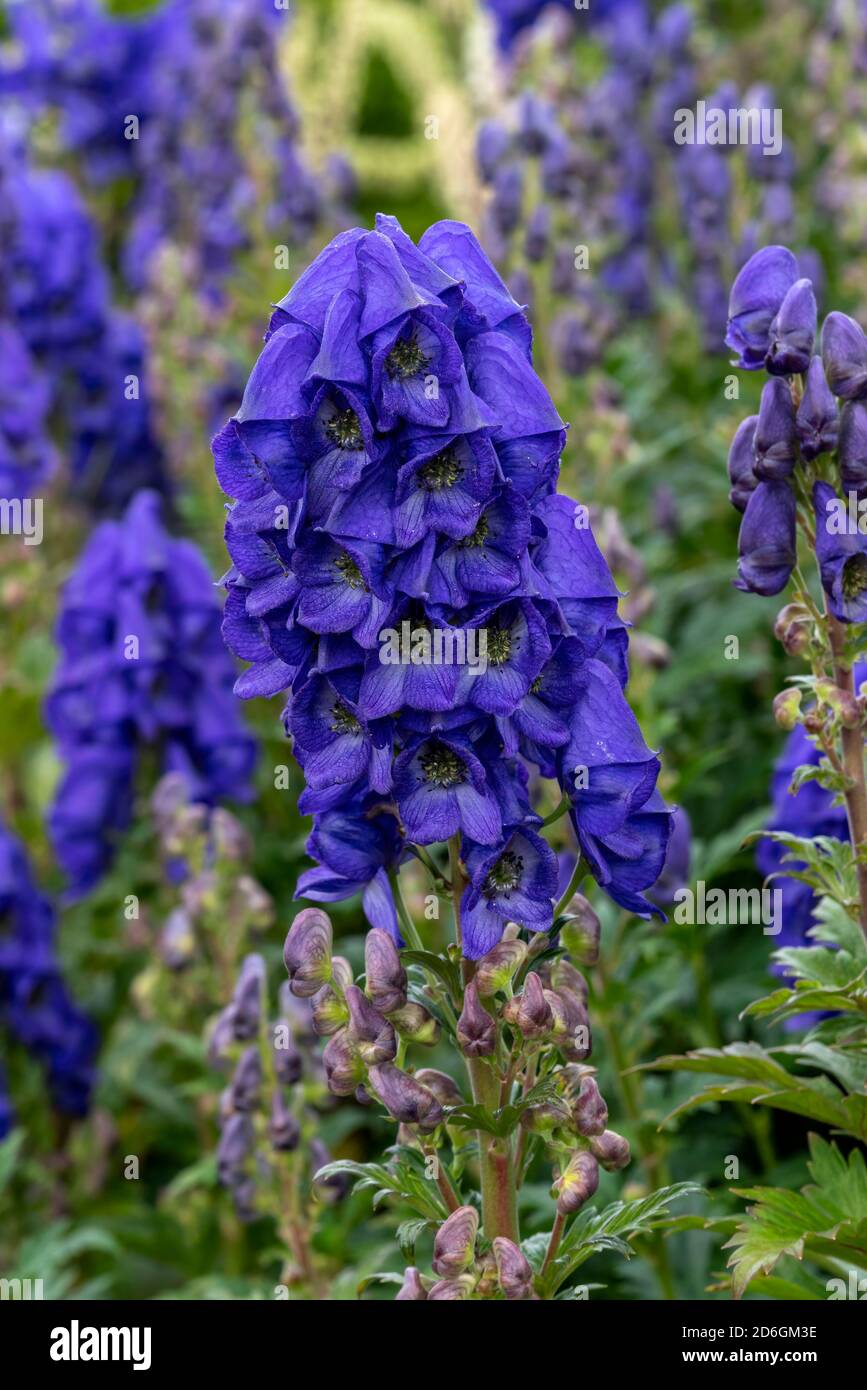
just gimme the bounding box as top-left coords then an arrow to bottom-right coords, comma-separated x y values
554,855 -> 590,919
540,1210 -> 565,1283
389,870 -> 425,951
450,834 -> 520,1243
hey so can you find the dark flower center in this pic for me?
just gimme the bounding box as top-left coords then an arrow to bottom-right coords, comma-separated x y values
418,743 -> 466,789
334,550 -> 366,590
843,553 -> 867,601
417,448 -> 464,492
484,849 -> 524,897
385,333 -> 430,380
330,701 -> 362,736
529,675 -> 543,695
462,515 -> 490,548
325,406 -> 363,451
486,624 -> 512,666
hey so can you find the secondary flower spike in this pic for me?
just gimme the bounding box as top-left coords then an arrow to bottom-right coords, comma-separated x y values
213,214 -> 671,950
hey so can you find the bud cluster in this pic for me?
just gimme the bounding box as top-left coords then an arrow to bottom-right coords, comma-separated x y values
210,951 -> 346,1259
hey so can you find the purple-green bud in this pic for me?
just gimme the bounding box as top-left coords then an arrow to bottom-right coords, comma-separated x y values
367,1063 -> 445,1132
474,939 -> 528,996
268,1089 -> 300,1151
208,1004 -> 237,1069
774,602 -> 811,656
364,928 -> 408,1015
283,907 -> 333,997
549,958 -> 589,1002
311,982 -> 349,1037
158,907 -> 195,970
414,1068 -> 464,1106
230,953 -> 266,1040
590,1129 -> 631,1171
217,1113 -> 253,1185
559,895 -> 601,966
210,808 -> 251,862
493,1237 -> 535,1300
554,1150 -> 599,1214
345,985 -> 397,1064
228,1046 -> 262,1113
520,1100 -> 568,1136
395,1266 -> 427,1300
322,1028 -> 365,1097
456,979 -> 497,1057
272,1023 -> 303,1086
572,1075 -> 608,1136
773,688 -> 802,731
432,1206 -> 479,1278
426,1276 -> 473,1300
816,679 -> 862,728
389,1001 -> 440,1045
502,971 -> 553,1038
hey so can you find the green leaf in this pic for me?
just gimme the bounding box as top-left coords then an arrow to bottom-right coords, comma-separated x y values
0,1130 -> 25,1195
400,949 -> 461,999
725,1135 -> 867,1298
313,1158 -> 447,1221
396,1218 -> 431,1262
542,1182 -> 701,1296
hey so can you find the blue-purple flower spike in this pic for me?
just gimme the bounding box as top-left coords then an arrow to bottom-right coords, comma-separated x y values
214,215 -> 671,952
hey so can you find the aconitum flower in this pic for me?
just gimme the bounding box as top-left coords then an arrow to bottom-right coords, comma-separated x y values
734,481 -> 796,596
797,356 -> 839,461
45,489 -> 255,894
813,481 -> 867,623
725,245 -> 799,369
0,821 -> 96,1124
757,720 -> 852,950
0,322 -> 54,500
214,214 -> 670,949
821,311 -> 867,401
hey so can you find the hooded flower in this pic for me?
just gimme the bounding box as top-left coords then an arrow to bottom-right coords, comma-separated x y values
733,480 -> 796,596
45,489 -> 256,894
726,245 -> 799,370
0,821 -> 96,1124
214,216 -> 670,946
813,480 -> 867,623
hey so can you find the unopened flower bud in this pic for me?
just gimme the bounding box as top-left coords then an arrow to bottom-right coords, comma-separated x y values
503,971 -> 553,1038
230,953 -> 266,1040
234,874 -> 274,929
414,1068 -> 464,1106
158,908 -> 195,970
475,939 -> 528,996
427,1276 -> 473,1300
559,895 -> 601,966
590,1128 -> 631,1171
572,1075 -> 608,1136
323,1028 -> 365,1096
217,1112 -> 253,1185
456,979 -> 497,1057
432,1206 -> 479,1278
549,958 -> 589,1002
367,1063 -> 445,1132
272,1024 -> 303,1086
208,1004 -> 237,1069
493,1236 -> 535,1300
554,1150 -> 599,1214
773,688 -> 802,731
345,985 -> 397,1064
396,1266 -> 427,1301
520,1100 -> 568,1136
774,602 -> 811,656
268,1089 -> 300,1151
228,1046 -> 262,1113
365,928 -> 407,1015
311,982 -> 349,1037
283,907 -> 332,997
210,808 -> 251,862
816,680 -> 861,728
389,1001 -> 440,1045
